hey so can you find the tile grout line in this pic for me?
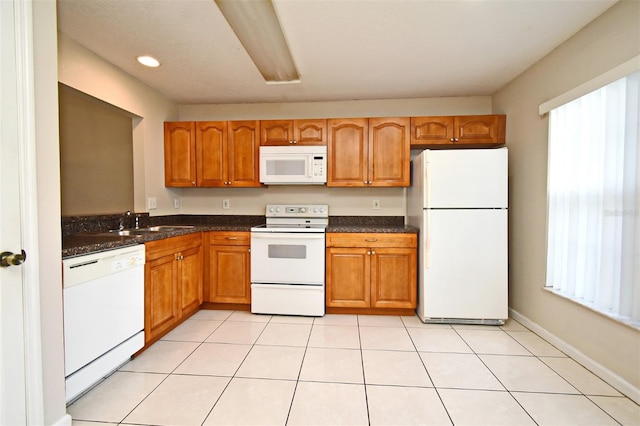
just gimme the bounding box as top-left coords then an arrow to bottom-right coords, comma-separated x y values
198,311 -> 269,425
283,315 -> 315,425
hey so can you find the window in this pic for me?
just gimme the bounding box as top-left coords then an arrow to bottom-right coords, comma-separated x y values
545,71 -> 639,325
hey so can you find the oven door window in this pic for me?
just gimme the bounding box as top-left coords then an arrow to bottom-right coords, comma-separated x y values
268,244 -> 306,259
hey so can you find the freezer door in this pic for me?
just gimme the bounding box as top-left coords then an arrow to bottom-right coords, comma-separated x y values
426,148 -> 507,208
420,209 -> 507,321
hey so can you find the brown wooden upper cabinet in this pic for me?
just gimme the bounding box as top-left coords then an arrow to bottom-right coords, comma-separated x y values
327,117 -> 410,187
260,119 -> 327,146
164,121 -> 261,187
410,115 -> 506,147
164,121 -> 196,187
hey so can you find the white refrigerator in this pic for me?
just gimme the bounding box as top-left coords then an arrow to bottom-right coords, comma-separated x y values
407,148 -> 508,324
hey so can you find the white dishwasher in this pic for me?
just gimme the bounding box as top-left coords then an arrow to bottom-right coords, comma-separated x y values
63,245 -> 145,403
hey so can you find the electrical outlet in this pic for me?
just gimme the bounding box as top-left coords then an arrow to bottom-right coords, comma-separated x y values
373,199 -> 381,210
147,197 -> 157,210
222,199 -> 230,209
173,198 -> 181,209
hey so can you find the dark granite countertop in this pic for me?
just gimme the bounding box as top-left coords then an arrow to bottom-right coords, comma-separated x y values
327,216 -> 418,234
62,215 -> 265,259
61,214 -> 417,258
326,224 -> 418,234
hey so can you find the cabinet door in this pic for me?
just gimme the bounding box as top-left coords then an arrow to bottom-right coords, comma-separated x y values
370,248 -> 417,309
410,116 -> 454,146
197,121 -> 227,187
326,247 -> 370,307
327,118 -> 368,187
228,120 -> 261,187
209,245 -> 251,303
164,122 -> 196,187
454,115 -> 505,145
368,117 -> 410,187
260,120 -> 294,145
145,253 -> 179,343
178,245 -> 203,317
294,119 -> 327,145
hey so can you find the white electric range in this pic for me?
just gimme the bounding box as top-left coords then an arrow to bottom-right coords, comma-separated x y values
250,204 -> 328,316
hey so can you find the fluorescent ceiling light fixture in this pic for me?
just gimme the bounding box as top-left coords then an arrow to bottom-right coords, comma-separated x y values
136,55 -> 160,68
215,0 -> 300,83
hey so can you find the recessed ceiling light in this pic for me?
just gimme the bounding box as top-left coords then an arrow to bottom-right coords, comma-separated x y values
136,55 -> 160,68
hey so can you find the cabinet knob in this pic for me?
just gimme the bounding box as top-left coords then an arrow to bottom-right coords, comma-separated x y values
371,250 -> 376,255
367,251 -> 371,255
192,181 -> 196,185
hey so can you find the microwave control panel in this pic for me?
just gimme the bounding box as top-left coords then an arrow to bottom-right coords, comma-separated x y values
312,155 -> 326,177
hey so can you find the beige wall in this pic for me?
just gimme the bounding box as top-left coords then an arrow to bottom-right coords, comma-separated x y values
493,0 -> 640,399
178,97 -> 492,216
34,1 -> 66,423
58,35 -> 179,216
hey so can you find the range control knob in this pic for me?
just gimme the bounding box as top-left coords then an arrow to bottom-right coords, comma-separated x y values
268,207 -> 275,213
300,207 -> 306,213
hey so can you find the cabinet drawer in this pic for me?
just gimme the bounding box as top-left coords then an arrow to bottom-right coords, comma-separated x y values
146,232 -> 202,260
209,231 -> 251,245
327,233 -> 417,248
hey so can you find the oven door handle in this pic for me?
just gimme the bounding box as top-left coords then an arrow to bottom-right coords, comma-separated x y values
251,233 -> 325,240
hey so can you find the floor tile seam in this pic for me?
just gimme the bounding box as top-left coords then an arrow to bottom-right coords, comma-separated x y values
537,355 -> 622,396
110,370 -> 174,425
476,349 -> 580,396
505,330 -> 568,357
585,394 -> 638,425
354,316 -> 372,425
509,385 -> 631,425
199,313 -> 271,426
431,386 -> 455,425
454,325 -> 536,357
282,319 -> 315,426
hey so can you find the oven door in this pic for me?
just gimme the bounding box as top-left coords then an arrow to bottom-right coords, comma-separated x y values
251,232 -> 325,285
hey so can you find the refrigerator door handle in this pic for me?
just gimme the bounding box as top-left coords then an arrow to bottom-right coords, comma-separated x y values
424,157 -> 431,209
425,210 -> 431,269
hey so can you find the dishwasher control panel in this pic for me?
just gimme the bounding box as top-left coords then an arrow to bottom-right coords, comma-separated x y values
63,245 -> 145,289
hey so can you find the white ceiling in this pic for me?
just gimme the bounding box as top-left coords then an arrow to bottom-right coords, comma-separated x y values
56,0 -> 617,105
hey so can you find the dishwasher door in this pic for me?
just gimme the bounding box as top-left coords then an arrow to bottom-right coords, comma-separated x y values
63,245 -> 145,402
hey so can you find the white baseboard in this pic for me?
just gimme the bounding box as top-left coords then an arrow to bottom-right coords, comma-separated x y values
509,308 -> 640,405
51,413 -> 72,426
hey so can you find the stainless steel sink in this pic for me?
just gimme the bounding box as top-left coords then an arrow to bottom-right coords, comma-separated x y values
83,225 -> 195,238
141,225 -> 195,232
107,229 -> 154,236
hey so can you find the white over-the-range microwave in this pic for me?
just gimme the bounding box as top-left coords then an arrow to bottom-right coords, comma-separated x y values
259,146 -> 327,185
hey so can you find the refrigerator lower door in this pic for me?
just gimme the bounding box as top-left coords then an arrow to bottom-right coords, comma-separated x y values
418,209 -> 508,323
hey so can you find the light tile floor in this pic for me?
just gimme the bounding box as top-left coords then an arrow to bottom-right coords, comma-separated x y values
68,310 -> 640,425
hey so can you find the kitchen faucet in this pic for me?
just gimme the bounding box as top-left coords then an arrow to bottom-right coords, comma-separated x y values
119,210 -> 131,230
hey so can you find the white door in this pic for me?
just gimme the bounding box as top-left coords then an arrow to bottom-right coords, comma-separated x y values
1,1 -> 44,423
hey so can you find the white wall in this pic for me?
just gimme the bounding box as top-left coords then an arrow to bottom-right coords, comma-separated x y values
178,97 -> 491,216
57,35 -> 180,216
33,1 -> 66,423
493,0 -> 640,399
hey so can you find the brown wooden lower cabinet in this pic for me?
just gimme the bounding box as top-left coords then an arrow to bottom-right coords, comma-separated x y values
326,233 -> 417,314
205,231 -> 251,305
144,233 -> 203,344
